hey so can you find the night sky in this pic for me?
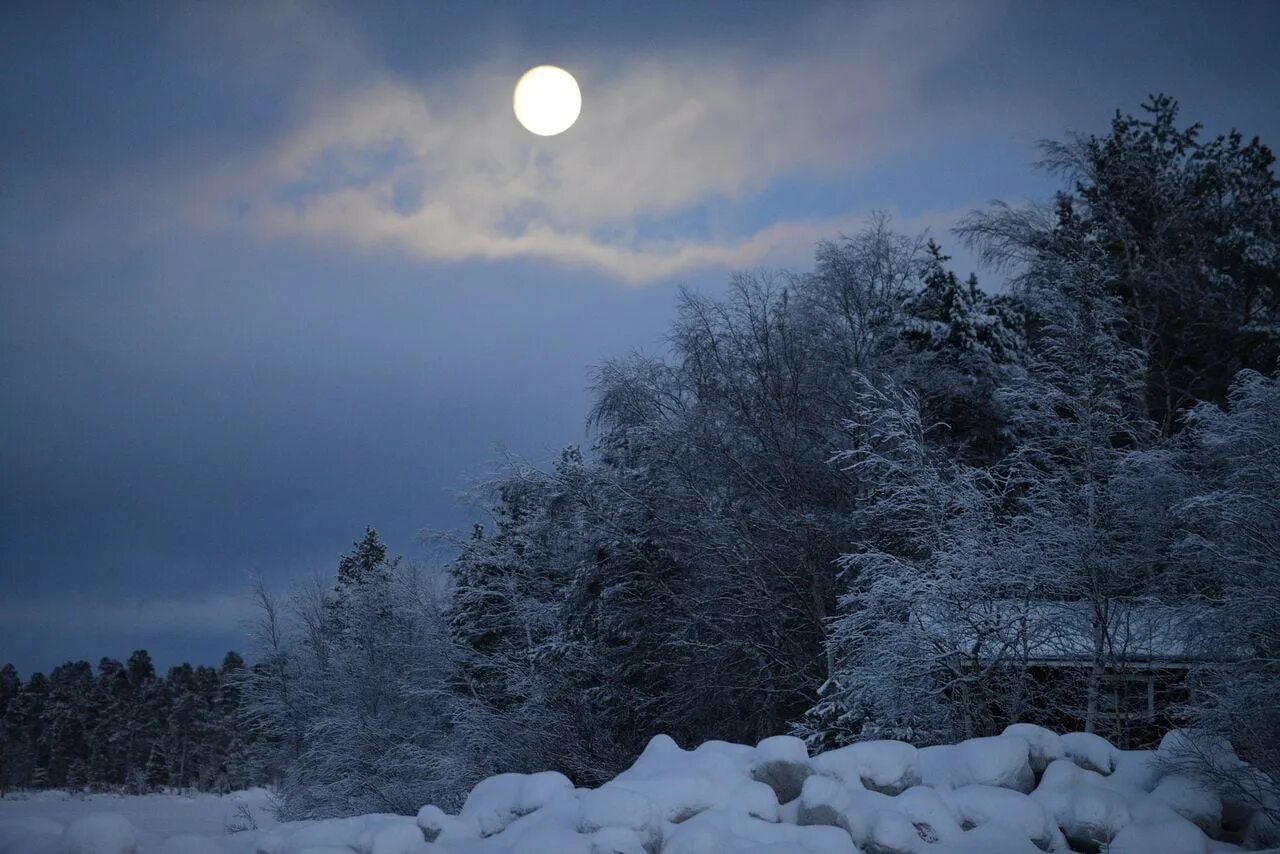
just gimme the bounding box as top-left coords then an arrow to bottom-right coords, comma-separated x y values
3,0 -> 1279,674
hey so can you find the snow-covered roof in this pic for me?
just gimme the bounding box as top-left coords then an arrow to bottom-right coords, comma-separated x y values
916,599 -> 1230,666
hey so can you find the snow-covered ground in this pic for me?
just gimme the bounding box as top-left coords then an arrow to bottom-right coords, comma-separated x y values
0,788 -> 277,853
1,727 -> 1273,853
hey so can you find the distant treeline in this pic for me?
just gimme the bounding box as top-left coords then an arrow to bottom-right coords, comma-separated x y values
0,650 -> 268,795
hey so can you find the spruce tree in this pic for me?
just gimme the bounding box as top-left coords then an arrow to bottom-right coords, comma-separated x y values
337,527 -> 392,591
963,95 -> 1280,433
897,240 -> 1025,465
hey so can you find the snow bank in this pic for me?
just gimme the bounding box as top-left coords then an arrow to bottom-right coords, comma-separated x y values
1060,731 -> 1118,775
1031,758 -> 1133,849
919,735 -> 1035,792
1001,723 -> 1063,774
0,729 -> 1257,853
458,771 -> 574,837
812,739 -> 920,795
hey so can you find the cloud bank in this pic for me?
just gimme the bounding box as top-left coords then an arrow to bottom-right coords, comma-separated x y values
228,2 -> 987,283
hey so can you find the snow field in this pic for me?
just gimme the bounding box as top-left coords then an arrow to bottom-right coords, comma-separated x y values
2,726 -> 1274,853
0,788 -> 277,854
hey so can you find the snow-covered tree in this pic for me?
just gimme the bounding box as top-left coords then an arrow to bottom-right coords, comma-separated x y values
450,217 -> 1033,769
247,531 -> 472,819
799,378 -> 1050,748
42,661 -> 93,789
997,236 -> 1172,737
895,240 -> 1026,465
0,665 -> 35,796
963,95 -> 1280,433
336,526 -> 392,591
447,450 -> 666,785
1172,368 -> 1280,827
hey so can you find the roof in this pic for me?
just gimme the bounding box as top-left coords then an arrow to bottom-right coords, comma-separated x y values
914,599 -> 1233,666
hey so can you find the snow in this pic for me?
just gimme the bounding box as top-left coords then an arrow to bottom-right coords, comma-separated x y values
750,735 -> 813,803
369,823 -> 431,854
1000,723 -> 1063,774
0,789 -> 277,853
153,836 -> 224,854
457,771 -> 574,837
919,735 -> 1034,792
0,729 -> 1251,854
943,785 -> 1065,851
1151,774 -> 1224,833
1105,749 -> 1162,795
1109,807 -> 1212,854
59,814 -> 138,854
1030,759 -> 1133,850
812,739 -> 920,794
1059,731 -> 1118,775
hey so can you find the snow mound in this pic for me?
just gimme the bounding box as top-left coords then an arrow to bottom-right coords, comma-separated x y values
1,728 -> 1252,854
1031,759 -> 1132,850
751,735 -> 813,803
1060,731 -> 1118,775
1150,774 -> 1223,834
812,739 -> 920,795
458,770 -> 575,837
369,822 -> 432,854
1001,723 -> 1063,774
919,735 -> 1034,792
944,785 -> 1065,851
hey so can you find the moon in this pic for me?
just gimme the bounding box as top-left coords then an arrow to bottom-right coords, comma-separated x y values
513,66 -> 581,136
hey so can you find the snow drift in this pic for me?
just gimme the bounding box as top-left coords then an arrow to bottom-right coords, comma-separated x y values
3,726 -> 1272,853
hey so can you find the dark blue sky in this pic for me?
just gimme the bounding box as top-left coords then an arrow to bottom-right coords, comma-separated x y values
3,0 -> 1279,674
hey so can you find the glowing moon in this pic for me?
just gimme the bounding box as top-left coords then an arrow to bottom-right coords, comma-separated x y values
513,65 -> 581,136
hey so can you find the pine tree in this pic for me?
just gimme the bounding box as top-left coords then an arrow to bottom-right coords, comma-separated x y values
0,666 -> 17,722
897,240 -> 1025,464
0,648 -> 257,794
0,660 -> 18,793
337,527 -> 392,591
88,657 -> 130,789
13,672 -> 49,790
144,743 -> 168,791
217,651 -> 250,792
0,665 -> 25,795
65,757 -> 87,793
42,662 -> 92,788
124,650 -> 160,787
963,95 -> 1280,433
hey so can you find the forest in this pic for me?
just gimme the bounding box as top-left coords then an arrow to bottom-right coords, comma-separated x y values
2,96 -> 1278,834
0,652 -> 256,796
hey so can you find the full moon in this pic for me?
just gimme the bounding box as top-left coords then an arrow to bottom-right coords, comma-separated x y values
513,65 -> 581,136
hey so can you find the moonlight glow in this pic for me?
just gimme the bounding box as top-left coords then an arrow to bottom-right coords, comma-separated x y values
513,65 -> 581,136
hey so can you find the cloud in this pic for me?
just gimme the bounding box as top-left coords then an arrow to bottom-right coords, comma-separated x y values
226,2 -> 991,283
